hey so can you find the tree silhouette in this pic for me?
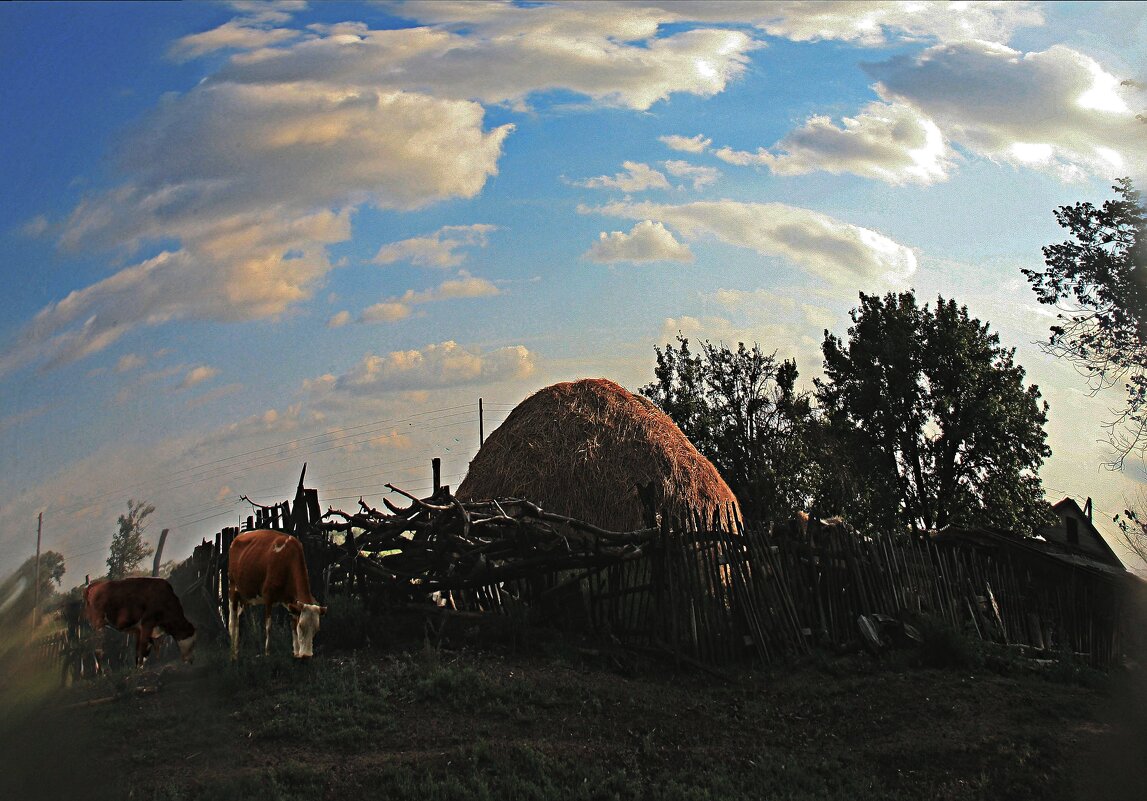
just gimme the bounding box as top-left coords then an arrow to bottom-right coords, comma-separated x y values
1023,178 -> 1147,467
641,336 -> 815,523
816,292 -> 1053,534
106,499 -> 155,579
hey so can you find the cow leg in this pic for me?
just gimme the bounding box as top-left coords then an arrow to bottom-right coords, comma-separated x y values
229,598 -> 243,662
264,603 -> 274,656
136,624 -> 154,667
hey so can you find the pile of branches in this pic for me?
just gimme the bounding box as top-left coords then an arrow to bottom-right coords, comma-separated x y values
318,484 -> 659,599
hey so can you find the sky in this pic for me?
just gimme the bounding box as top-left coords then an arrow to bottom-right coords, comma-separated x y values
2,0 -> 1147,585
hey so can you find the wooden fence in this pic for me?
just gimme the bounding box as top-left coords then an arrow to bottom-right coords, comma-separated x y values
38,468 -> 1134,675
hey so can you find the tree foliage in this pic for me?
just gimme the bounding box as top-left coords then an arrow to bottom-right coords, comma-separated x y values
640,336 -> 815,524
106,499 -> 155,580
1022,178 -> 1147,466
1114,492 -> 1147,572
0,551 -> 65,625
816,292 -> 1053,534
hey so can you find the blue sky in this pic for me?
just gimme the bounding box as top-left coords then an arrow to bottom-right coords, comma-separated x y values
2,1 -> 1146,583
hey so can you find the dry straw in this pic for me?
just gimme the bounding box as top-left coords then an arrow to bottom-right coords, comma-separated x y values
457,378 -> 739,530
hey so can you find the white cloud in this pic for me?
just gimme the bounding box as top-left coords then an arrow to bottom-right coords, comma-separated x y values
573,161 -> 671,192
584,199 -> 917,284
3,208 -> 352,374
168,18 -> 301,62
673,1 -> 1045,46
349,5 -> 760,111
115,353 -> 145,373
6,78 -> 511,374
715,100 -> 954,184
373,224 -> 497,268
21,215 -> 49,238
660,133 -> 712,153
360,274 -> 501,324
334,341 -> 536,394
662,160 -> 720,190
6,4 -> 775,375
585,220 -> 694,264
179,365 -> 219,391
360,302 -> 413,324
865,41 -> 1147,181
327,310 -> 352,329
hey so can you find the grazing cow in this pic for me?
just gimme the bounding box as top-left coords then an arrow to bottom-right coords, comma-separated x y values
83,577 -> 197,669
227,529 -> 326,661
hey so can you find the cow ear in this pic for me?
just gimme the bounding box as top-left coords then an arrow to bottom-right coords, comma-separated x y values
319,606 -> 328,616
287,602 -> 302,615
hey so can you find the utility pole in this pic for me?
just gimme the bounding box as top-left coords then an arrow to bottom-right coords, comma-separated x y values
479,397 -> 485,448
32,512 -> 42,631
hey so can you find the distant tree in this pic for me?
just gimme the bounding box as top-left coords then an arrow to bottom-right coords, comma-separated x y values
1022,178 -> 1147,467
106,499 -> 155,579
816,291 -> 1053,534
641,336 -> 815,523
1114,494 -> 1147,571
0,551 -> 65,625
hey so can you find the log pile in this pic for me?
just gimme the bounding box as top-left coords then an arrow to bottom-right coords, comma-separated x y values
318,484 -> 658,604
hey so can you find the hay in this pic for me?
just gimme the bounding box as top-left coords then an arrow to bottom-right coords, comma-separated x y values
456,378 -> 740,530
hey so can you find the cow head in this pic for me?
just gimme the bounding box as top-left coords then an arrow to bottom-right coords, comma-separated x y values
288,602 -> 327,658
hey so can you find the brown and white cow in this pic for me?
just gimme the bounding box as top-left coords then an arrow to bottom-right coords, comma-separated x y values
83,577 -> 197,668
227,529 -> 326,661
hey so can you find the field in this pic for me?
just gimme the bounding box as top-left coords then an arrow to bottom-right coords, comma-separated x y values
2,615 -> 1145,801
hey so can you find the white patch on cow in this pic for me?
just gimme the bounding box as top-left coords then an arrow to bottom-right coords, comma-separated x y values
273,540 -> 287,553
177,632 -> 197,663
292,602 -> 323,659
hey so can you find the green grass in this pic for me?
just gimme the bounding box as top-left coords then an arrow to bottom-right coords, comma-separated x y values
3,621 -> 1136,801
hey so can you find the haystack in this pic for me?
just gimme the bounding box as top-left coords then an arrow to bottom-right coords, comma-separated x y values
456,378 -> 739,530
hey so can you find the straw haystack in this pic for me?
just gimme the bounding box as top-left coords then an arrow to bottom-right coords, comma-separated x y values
456,378 -> 739,530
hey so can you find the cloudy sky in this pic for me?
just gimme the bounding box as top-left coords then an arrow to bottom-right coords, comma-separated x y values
3,1 -> 1146,583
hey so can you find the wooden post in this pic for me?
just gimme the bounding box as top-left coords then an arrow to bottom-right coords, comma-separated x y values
305,489 -> 321,527
479,398 -> 484,448
32,512 -> 42,631
151,528 -> 169,576
432,458 -> 442,493
221,528 -> 234,624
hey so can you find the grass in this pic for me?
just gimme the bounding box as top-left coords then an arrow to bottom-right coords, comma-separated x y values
1,616 -> 1140,801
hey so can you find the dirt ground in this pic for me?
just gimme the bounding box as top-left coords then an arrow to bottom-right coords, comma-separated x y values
3,626 -> 1145,801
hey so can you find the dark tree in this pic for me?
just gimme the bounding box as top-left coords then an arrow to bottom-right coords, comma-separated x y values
107,499 -> 155,579
641,336 -> 815,523
816,292 -> 1053,534
0,551 -> 65,625
1022,178 -> 1147,466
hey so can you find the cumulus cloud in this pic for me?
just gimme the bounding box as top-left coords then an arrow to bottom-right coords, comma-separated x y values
351,4 -> 760,110
865,41 -> 1147,180
360,275 -> 501,324
584,200 -> 916,284
715,100 -> 954,184
372,224 -> 496,269
572,162 -> 671,192
10,3 -> 776,376
327,310 -> 352,329
649,1 -> 1045,46
660,133 -> 712,153
334,341 -> 535,394
4,68 -> 511,373
168,18 -> 301,62
585,221 -> 694,264
662,160 -> 720,190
